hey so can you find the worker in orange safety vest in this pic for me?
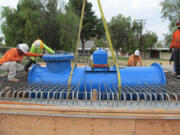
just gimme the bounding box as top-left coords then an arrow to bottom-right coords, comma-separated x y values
170,20 -> 180,75
128,50 -> 143,67
0,44 -> 43,82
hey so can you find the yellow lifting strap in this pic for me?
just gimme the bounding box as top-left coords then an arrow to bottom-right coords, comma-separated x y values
97,0 -> 121,92
68,0 -> 86,86
68,0 -> 121,94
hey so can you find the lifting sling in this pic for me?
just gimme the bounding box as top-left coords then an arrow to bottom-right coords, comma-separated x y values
68,0 -> 122,95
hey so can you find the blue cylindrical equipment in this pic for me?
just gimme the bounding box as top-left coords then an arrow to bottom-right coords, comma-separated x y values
28,49 -> 166,100
93,48 -> 107,65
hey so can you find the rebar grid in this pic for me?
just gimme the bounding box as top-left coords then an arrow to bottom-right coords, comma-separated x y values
0,72 -> 180,103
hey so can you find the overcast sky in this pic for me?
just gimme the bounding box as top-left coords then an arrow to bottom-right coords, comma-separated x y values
0,0 -> 169,41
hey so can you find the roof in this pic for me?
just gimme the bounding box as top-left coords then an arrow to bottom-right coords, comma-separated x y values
78,40 -> 95,50
147,48 -> 170,51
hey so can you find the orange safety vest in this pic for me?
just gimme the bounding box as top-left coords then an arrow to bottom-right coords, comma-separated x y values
170,30 -> 180,48
128,54 -> 142,66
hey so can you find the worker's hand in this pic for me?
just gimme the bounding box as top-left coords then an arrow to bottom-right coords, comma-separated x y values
39,54 -> 43,57
39,54 -> 43,59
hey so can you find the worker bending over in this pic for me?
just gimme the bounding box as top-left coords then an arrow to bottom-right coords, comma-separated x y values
128,50 -> 143,67
24,39 -> 55,72
170,20 -> 180,75
0,44 -> 42,82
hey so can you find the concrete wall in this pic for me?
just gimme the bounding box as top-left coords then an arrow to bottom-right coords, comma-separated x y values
144,51 -> 150,58
144,51 -> 171,60
160,52 -> 171,60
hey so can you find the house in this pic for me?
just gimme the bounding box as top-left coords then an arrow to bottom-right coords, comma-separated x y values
145,48 -> 171,60
78,40 -> 118,57
78,40 -> 95,56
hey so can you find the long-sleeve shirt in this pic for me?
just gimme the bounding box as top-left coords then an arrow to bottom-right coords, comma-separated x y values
128,54 -> 142,67
30,43 -> 55,60
170,30 -> 180,48
0,48 -> 40,65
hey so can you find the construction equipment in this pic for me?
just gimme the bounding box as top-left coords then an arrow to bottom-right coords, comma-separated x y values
28,49 -> 166,101
68,0 -> 122,95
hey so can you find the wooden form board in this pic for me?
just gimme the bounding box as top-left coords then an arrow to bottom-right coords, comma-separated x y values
0,101 -> 180,135
0,114 -> 180,135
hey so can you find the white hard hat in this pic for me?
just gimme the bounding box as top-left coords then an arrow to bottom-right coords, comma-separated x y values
17,43 -> 29,53
34,39 -> 42,48
134,50 -> 140,56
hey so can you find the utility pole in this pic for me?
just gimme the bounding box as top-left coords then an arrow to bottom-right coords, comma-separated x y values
136,19 -> 146,55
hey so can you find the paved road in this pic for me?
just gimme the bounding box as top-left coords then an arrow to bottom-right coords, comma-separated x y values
162,64 -> 174,74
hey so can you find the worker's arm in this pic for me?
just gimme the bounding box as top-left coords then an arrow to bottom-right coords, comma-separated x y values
131,60 -> 135,66
24,52 -> 43,57
43,44 -> 55,54
128,56 -> 135,66
170,32 -> 176,48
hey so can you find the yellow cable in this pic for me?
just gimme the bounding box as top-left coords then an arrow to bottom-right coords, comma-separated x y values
97,0 -> 122,93
68,0 -> 86,87
68,0 -> 121,96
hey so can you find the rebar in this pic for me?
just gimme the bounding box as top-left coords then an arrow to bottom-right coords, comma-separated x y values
0,72 -> 180,104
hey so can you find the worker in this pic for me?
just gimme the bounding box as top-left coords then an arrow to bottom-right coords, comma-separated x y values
0,43 -> 43,82
24,39 -> 55,72
170,20 -> 180,75
128,50 -> 143,67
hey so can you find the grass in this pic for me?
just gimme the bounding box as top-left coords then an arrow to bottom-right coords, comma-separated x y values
107,56 -> 169,66
0,54 -> 169,68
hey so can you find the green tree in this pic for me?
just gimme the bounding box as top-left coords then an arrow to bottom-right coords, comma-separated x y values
142,31 -> 158,49
0,37 -> 3,44
161,0 -> 180,46
43,0 -> 61,49
155,41 -> 163,48
1,6 -> 24,46
58,7 -> 79,51
109,14 -> 139,53
163,33 -> 172,47
93,38 -> 107,48
161,0 -> 180,21
67,0 -> 104,54
1,0 -> 45,47
1,0 -> 79,51
109,14 -> 158,54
